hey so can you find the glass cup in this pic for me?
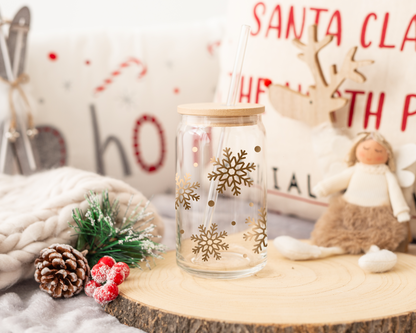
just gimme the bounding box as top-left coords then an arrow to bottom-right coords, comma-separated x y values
175,103 -> 267,279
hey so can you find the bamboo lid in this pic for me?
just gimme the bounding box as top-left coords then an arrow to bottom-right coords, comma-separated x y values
177,103 -> 265,116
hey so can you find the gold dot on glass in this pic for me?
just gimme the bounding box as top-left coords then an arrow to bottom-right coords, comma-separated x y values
208,200 -> 215,207
249,202 -> 254,207
180,230 -> 184,234
254,146 -> 261,153
243,254 -> 248,258
231,221 -> 236,226
193,163 -> 198,167
192,147 -> 198,152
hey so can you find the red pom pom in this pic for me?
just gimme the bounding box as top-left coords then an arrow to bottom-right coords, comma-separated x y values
91,263 -> 110,284
93,282 -> 119,305
263,78 -> 272,87
113,262 -> 130,279
84,280 -> 101,297
107,267 -> 125,285
98,256 -> 116,268
48,52 -> 57,61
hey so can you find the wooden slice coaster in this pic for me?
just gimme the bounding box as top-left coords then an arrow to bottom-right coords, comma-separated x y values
105,244 -> 416,332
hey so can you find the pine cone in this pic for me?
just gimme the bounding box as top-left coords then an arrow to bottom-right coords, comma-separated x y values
34,244 -> 91,298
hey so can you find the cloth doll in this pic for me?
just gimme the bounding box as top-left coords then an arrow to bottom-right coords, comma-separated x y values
274,132 -> 411,273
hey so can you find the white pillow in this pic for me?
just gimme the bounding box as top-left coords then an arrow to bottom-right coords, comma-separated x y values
216,0 -> 416,236
21,19 -> 224,197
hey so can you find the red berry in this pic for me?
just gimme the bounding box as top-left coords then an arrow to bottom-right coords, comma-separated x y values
91,263 -> 110,284
84,280 -> 101,297
93,282 -> 119,305
263,78 -> 272,87
107,267 -> 125,285
113,262 -> 130,279
48,52 -> 57,61
98,256 -> 116,268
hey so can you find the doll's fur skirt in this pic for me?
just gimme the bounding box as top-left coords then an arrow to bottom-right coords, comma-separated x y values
311,196 -> 408,254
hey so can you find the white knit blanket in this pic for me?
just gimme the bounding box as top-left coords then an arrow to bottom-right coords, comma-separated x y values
0,194 -> 316,332
0,279 -> 144,333
0,167 -> 164,290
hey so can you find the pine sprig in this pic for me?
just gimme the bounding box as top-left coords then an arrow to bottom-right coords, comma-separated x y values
69,190 -> 166,269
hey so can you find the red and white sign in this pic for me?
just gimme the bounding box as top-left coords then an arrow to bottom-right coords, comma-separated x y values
216,0 -> 416,231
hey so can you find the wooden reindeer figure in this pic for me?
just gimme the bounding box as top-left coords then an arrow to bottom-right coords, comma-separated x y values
268,24 -> 373,127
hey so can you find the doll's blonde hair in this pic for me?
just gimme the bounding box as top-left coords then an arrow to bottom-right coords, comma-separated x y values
346,132 -> 395,171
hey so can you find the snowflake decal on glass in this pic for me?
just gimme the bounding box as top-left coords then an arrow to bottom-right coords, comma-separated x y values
191,223 -> 229,261
208,147 -> 256,196
175,173 -> 200,210
243,208 -> 267,254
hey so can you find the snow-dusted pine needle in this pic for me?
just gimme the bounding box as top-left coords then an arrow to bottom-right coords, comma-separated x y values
70,190 -> 166,269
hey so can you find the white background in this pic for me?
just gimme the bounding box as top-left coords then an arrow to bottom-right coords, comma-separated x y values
0,0 -> 228,32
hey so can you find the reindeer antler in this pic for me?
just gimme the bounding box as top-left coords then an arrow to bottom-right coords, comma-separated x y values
326,47 -> 374,98
293,25 -> 333,89
294,25 -> 373,97
268,24 -> 374,127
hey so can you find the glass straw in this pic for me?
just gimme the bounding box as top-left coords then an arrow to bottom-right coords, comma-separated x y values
226,25 -> 251,107
202,25 -> 251,230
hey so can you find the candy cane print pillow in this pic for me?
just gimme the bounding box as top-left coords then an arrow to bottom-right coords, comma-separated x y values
26,20 -> 224,196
